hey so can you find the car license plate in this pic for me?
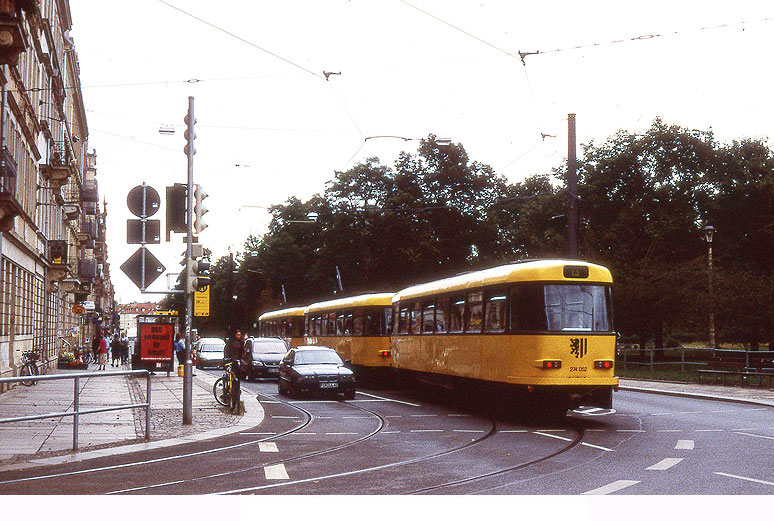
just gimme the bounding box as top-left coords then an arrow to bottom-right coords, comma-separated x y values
319,382 -> 338,389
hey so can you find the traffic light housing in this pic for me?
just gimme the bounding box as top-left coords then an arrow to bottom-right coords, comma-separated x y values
193,184 -> 208,234
185,258 -> 211,292
183,113 -> 196,157
166,183 -> 187,241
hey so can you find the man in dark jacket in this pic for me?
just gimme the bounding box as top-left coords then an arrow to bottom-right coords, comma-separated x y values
229,329 -> 249,380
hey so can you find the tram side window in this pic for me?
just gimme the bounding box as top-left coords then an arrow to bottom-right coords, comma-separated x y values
384,307 -> 393,336
328,312 -> 337,336
484,292 -> 507,333
511,284 -> 547,331
398,305 -> 410,334
314,315 -> 322,337
343,312 -> 354,335
365,308 -> 382,336
435,297 -> 449,333
336,313 -> 345,336
353,309 -> 364,336
410,301 -> 422,334
449,296 -> 465,333
422,301 -> 435,334
465,291 -> 483,333
293,317 -> 304,337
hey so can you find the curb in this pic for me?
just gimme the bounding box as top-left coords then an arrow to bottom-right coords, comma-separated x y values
0,373 -> 265,472
619,384 -> 774,409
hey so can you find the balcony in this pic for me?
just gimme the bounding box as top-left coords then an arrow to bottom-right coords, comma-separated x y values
40,140 -> 76,192
83,201 -> 98,215
0,147 -> 22,231
81,180 -> 99,202
76,217 -> 97,242
46,239 -> 71,291
78,257 -> 97,283
0,3 -> 29,67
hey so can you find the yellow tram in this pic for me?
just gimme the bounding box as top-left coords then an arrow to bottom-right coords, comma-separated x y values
257,306 -> 307,348
390,260 -> 618,417
304,293 -> 394,381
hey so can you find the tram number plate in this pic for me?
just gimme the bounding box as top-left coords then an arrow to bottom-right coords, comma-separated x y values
569,367 -> 587,373
320,382 -> 338,389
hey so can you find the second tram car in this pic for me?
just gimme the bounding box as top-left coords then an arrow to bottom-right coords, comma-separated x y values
257,306 -> 306,348
304,293 -> 394,382
390,259 -> 618,418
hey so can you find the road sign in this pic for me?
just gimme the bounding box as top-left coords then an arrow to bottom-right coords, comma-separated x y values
120,247 -> 166,290
72,304 -> 85,314
194,285 -> 210,316
127,185 -> 160,218
127,219 -> 161,244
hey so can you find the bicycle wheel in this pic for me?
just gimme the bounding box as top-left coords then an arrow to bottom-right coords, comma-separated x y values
230,377 -> 241,412
20,363 -> 35,387
213,377 -> 229,406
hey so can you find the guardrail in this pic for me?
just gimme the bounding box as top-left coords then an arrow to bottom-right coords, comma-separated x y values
0,370 -> 151,450
617,345 -> 774,373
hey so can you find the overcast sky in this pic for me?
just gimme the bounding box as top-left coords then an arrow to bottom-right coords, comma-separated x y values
67,0 -> 774,304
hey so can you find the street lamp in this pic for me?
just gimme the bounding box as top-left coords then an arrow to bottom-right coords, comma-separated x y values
701,225 -> 717,352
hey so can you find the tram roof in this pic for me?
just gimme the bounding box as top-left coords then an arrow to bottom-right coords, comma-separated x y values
305,292 -> 395,313
393,260 -> 613,302
258,306 -> 307,321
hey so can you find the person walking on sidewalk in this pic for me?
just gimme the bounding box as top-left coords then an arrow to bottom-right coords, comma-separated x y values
110,334 -> 122,367
174,333 -> 186,365
91,333 -> 100,364
97,333 -> 108,370
120,331 -> 129,365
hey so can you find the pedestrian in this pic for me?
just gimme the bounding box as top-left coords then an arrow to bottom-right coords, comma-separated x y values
91,333 -> 100,364
229,328 -> 249,380
174,333 -> 186,365
120,331 -> 129,365
97,333 -> 108,370
110,334 -> 122,367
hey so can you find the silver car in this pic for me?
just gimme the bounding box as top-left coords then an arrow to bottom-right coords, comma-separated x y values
245,337 -> 288,379
195,338 -> 226,369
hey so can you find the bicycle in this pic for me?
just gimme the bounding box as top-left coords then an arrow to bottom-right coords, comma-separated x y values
20,350 -> 40,386
213,361 -> 241,412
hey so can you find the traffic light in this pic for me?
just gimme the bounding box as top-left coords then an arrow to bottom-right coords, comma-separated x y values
193,184 -> 208,234
183,112 -> 196,157
166,183 -> 187,241
185,258 -> 211,292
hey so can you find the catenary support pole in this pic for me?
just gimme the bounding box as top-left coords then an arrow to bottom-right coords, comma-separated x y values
567,113 -> 578,258
183,96 -> 195,425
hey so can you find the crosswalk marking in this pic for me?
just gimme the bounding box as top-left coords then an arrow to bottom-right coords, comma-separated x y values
646,457 -> 683,471
675,440 -> 694,450
259,442 -> 278,452
582,480 -> 640,495
264,464 -> 289,480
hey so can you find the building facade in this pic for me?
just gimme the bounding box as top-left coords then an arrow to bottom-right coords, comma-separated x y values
0,0 -> 113,389
117,302 -> 159,335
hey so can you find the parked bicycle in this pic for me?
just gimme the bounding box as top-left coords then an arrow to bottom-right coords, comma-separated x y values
213,361 -> 241,412
20,350 -> 40,386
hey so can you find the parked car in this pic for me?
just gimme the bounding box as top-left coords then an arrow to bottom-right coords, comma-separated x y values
278,345 -> 356,399
195,338 -> 226,369
245,337 -> 288,379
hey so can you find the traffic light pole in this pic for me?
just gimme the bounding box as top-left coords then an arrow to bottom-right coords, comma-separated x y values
183,96 -> 195,425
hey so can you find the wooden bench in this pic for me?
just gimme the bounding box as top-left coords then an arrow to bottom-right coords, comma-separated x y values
697,369 -> 774,387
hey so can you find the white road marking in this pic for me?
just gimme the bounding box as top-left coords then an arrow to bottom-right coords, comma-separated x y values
538,429 -> 567,432
410,414 -> 438,417
453,430 -> 485,433
381,431 -> 402,434
675,440 -> 694,450
384,415 -> 403,418
582,480 -> 640,495
534,431 -> 572,442
734,431 -> 774,441
292,432 -> 317,435
657,430 -> 683,433
715,472 -> 774,487
341,416 -> 370,419
447,414 -> 470,417
695,429 -> 723,432
617,429 -> 645,433
500,430 -> 529,433
356,391 -> 421,407
264,464 -> 289,480
581,442 -> 614,452
258,442 -> 278,452
410,429 -> 444,433
646,458 -> 683,471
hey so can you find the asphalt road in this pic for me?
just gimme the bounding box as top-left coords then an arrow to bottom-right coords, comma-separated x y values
0,373 -> 771,495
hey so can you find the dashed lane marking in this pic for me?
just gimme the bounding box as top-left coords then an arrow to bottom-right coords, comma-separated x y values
356,391 -> 421,407
533,431 -> 572,442
580,442 -> 614,452
264,463 -> 289,480
410,429 -> 444,433
695,429 -> 723,432
453,430 -> 486,433
646,458 -> 683,471
715,472 -> 774,487
410,414 -> 438,417
675,440 -> 694,450
341,416 -> 370,419
733,431 -> 774,441
447,414 -> 470,417
582,480 -> 640,495
657,430 -> 683,433
259,442 -> 279,452
499,430 -> 529,433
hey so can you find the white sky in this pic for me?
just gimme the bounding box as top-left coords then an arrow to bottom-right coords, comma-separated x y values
67,0 -> 774,304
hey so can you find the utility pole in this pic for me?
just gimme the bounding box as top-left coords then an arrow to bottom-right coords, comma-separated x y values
183,96 -> 195,425
567,113 -> 578,258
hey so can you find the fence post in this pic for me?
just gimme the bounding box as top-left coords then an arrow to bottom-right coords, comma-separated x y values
73,375 -> 79,450
145,372 -> 151,441
745,350 -> 749,369
681,347 -> 685,373
649,349 -> 654,372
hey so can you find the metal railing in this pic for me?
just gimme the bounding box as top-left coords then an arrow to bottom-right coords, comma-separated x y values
0,370 -> 151,450
617,345 -> 774,373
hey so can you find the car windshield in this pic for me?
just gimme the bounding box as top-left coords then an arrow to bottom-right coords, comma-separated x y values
200,342 -> 224,352
294,350 -> 342,365
252,341 -> 287,354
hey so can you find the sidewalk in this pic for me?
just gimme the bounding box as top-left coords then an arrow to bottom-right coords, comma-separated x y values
618,378 -> 774,407
0,362 -> 264,470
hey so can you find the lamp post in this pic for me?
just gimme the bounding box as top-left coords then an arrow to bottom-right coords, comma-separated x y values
701,225 -> 717,352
